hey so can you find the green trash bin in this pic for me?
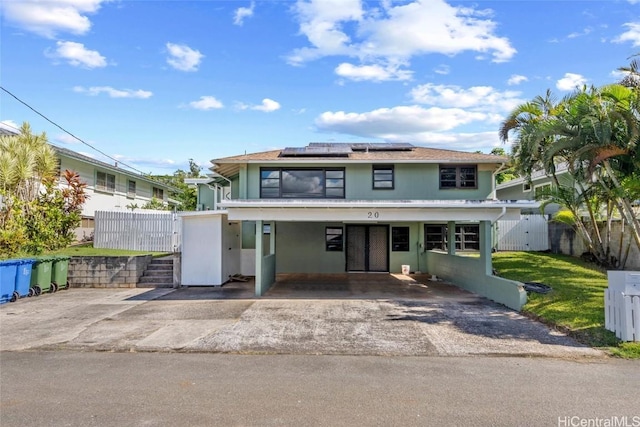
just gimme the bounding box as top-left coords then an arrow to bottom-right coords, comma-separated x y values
30,256 -> 55,295
51,255 -> 71,290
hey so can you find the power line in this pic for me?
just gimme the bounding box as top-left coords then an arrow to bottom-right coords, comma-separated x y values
0,86 -> 154,177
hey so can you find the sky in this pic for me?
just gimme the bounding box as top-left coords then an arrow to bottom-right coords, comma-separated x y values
1,0 -> 639,176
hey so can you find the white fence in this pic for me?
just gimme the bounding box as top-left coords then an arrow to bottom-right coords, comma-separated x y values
495,214 -> 549,251
94,210 -> 181,252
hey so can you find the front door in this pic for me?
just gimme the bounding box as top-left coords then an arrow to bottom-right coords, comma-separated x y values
346,225 -> 389,272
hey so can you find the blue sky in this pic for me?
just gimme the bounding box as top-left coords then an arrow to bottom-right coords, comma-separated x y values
1,0 -> 639,175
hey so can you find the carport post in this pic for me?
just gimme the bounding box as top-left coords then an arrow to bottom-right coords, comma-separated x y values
269,222 -> 276,255
255,219 -> 264,296
447,221 -> 456,255
479,220 -> 493,275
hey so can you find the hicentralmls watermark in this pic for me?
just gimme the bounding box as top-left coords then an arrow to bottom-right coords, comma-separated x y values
558,416 -> 640,427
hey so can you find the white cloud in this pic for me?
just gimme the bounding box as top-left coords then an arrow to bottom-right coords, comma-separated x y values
166,43 -> 204,72
567,27 -> 592,39
507,74 -> 528,86
409,83 -> 523,113
188,96 -> 224,110
73,86 -> 153,99
1,0 -> 108,38
237,98 -> 281,112
613,22 -> 640,46
314,105 -> 504,151
315,105 -> 487,136
287,0 -> 516,78
54,133 -> 81,145
0,120 -> 20,133
45,41 -> 107,68
335,62 -> 412,82
433,64 -> 450,75
556,73 -> 588,91
234,2 -> 255,26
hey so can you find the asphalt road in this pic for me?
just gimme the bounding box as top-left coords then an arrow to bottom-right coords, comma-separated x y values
1,351 -> 638,427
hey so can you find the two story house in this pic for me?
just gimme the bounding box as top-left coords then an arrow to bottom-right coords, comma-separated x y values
209,142 -> 536,310
1,126 -> 176,240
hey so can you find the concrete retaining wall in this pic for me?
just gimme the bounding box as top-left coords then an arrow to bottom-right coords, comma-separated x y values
68,255 -> 153,288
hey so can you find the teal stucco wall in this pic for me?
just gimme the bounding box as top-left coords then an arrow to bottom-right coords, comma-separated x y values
425,251 -> 527,310
275,222 -> 346,273
244,163 -> 495,200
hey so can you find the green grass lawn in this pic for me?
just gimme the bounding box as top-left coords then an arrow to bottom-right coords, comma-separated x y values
47,243 -> 170,258
492,251 -> 640,359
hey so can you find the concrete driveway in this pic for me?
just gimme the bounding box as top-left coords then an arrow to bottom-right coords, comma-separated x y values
0,274 -> 603,358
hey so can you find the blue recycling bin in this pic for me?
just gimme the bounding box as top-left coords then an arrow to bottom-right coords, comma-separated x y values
15,259 -> 36,299
0,260 -> 20,304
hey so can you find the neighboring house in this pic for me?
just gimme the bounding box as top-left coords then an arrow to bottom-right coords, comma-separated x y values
53,146 -> 177,239
1,126 -> 176,240
185,174 -> 232,211
495,163 -> 572,215
203,142 -> 537,310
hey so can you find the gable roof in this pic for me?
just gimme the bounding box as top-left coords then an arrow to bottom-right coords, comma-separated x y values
212,143 -> 507,177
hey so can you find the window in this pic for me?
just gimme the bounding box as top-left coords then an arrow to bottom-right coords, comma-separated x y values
326,227 -> 344,251
424,224 -> 480,251
127,180 -> 136,198
153,187 -> 164,200
260,168 -> 345,198
391,227 -> 410,251
425,225 -> 447,250
439,165 -> 477,189
534,183 -> 552,200
96,171 -> 115,193
373,165 -> 394,189
523,182 -> 532,192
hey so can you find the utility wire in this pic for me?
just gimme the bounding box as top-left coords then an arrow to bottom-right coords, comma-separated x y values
1,86 -> 154,177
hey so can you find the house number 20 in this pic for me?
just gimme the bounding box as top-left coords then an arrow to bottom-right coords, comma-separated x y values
367,211 -> 379,219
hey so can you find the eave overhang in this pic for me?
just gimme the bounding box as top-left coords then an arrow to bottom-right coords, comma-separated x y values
219,199 -> 539,222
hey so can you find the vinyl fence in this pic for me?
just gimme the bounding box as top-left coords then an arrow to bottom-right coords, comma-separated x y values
94,210 -> 181,252
495,214 -> 550,251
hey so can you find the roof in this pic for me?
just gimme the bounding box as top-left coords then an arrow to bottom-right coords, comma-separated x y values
496,163 -> 570,190
212,143 -> 508,178
52,145 -> 177,191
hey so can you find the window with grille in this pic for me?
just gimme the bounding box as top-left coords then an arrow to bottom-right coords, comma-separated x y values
127,180 -> 136,198
326,227 -> 344,251
96,171 -> 115,193
439,165 -> 477,189
153,187 -> 164,199
424,224 -> 480,251
373,165 -> 394,189
391,227 -> 410,251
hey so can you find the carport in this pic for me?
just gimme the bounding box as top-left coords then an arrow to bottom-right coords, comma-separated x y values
219,199 -> 537,310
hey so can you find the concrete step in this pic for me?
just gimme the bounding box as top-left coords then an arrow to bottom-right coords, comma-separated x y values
139,275 -> 173,284
136,283 -> 173,288
146,264 -> 173,271
142,270 -> 173,278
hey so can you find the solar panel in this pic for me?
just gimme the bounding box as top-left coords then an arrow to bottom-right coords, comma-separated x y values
280,145 -> 352,157
350,143 -> 415,151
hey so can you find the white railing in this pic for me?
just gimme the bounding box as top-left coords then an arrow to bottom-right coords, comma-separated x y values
496,214 -> 549,251
94,210 -> 181,252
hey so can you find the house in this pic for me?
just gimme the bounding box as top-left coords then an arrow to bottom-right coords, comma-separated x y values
203,142 -> 537,310
495,163 -> 572,215
0,126 -> 176,240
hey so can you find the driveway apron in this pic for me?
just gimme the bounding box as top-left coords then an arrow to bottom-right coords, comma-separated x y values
0,275 -> 603,358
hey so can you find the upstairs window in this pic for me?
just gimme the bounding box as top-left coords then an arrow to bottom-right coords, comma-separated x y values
260,168 -> 345,198
439,165 -> 477,189
127,180 -> 136,198
534,183 -> 552,200
373,165 -> 394,189
96,171 -> 115,193
153,187 -> 164,200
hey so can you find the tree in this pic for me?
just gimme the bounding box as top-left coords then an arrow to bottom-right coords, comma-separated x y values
147,159 -> 203,211
0,123 -> 87,257
499,83 -> 640,269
